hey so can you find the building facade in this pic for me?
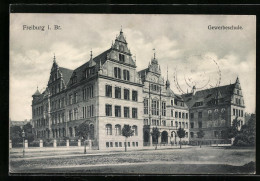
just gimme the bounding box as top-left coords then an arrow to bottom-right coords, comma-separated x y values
32,29 -> 245,149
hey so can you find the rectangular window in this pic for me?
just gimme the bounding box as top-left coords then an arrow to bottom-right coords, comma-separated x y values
124,89 -> 130,100
144,99 -> 148,114
179,112 -> 181,118
162,120 -> 166,126
124,107 -> 129,118
152,100 -> 159,115
115,142 -> 118,147
186,113 -> 188,119
83,88 -> 86,100
115,106 -> 121,117
236,109 -> 238,116
233,108 -> 235,116
198,122 -> 202,128
132,108 -> 138,118
174,99 -> 178,105
175,111 -> 178,118
105,104 -> 112,116
171,100 -> 173,106
119,142 -> 122,147
115,87 -> 121,99
182,112 -> 185,119
123,70 -> 130,81
74,92 -> 78,103
69,94 -> 73,105
128,142 -> 130,147
162,101 -> 166,116
105,85 -> 112,97
239,110 -> 241,117
198,112 -> 202,118
132,142 -> 135,147
114,67 -> 121,79
136,142 -> 138,147
171,121 -> 173,126
119,54 -> 125,62
132,90 -> 138,101
190,132 -> 194,138
144,119 -> 148,125
106,142 -> 109,147
110,142 -> 113,147
241,110 -> 243,117
191,113 -> 194,119
190,122 -> 194,128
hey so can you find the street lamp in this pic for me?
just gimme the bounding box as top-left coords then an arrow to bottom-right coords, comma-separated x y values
22,130 -> 25,157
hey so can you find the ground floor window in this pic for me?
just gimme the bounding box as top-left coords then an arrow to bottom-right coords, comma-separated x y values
110,142 -> 113,147
136,142 -> 138,147
115,142 -> 118,147
106,142 -> 109,147
119,142 -> 122,147
132,142 -> 135,147
128,142 -> 130,147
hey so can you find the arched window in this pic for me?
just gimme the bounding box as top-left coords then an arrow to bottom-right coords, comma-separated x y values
114,67 -> 121,79
106,124 -> 112,135
89,124 -> 95,140
132,125 -> 138,136
115,124 -> 121,136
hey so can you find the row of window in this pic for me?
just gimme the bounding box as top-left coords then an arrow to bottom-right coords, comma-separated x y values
51,83 -> 62,95
51,97 -> 65,110
233,108 -> 244,117
114,67 -> 130,81
105,105 -> 138,118
106,141 -> 139,148
83,105 -> 94,119
143,119 -> 189,128
33,106 -> 44,117
51,112 -> 65,125
35,118 -> 48,127
235,98 -> 242,105
105,124 -> 138,136
105,85 -> 138,101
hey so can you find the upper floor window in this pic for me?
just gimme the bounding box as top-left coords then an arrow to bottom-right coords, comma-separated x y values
114,67 -> 121,79
182,112 -> 185,119
132,90 -> 138,101
174,99 -> 178,105
124,89 -> 130,100
190,122 -> 194,128
106,85 -> 112,97
119,54 -> 125,62
162,120 -> 166,126
132,108 -> 138,118
124,107 -> 130,118
162,101 -> 166,116
115,124 -> 121,135
152,100 -> 159,115
115,106 -> 121,117
144,99 -> 148,114
190,113 -> 194,119
132,125 -> 138,136
233,108 -> 236,116
175,111 -> 178,118
198,112 -> 202,118
115,87 -> 121,99
73,92 -> 78,104
123,70 -> 130,81
83,88 -> 86,100
186,113 -> 188,119
105,104 -> 112,116
171,100 -> 173,106
237,90 -> 239,95
198,122 -> 202,128
69,110 -> 73,121
69,94 -> 73,105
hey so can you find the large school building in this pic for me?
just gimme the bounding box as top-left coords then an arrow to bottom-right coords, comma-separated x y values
31,29 -> 245,150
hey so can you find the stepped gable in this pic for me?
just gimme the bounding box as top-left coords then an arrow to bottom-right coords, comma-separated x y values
181,83 -> 235,108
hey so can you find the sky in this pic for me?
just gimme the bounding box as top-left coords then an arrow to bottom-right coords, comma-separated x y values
10,14 -> 256,121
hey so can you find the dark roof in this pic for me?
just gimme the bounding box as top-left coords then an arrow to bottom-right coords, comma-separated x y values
59,67 -> 74,85
181,84 -> 235,108
69,49 -> 111,84
33,89 -> 41,96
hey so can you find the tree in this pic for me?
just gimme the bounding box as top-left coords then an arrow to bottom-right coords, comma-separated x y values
177,128 -> 185,149
122,124 -> 134,152
22,123 -> 34,142
197,130 -> 205,148
233,114 -> 255,146
10,126 -> 22,146
150,127 -> 160,150
221,117 -> 240,144
75,122 -> 90,154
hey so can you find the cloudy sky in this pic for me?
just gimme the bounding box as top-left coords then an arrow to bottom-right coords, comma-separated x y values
10,14 -> 256,121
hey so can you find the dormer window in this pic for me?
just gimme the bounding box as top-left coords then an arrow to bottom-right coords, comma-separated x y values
119,54 -> 125,62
